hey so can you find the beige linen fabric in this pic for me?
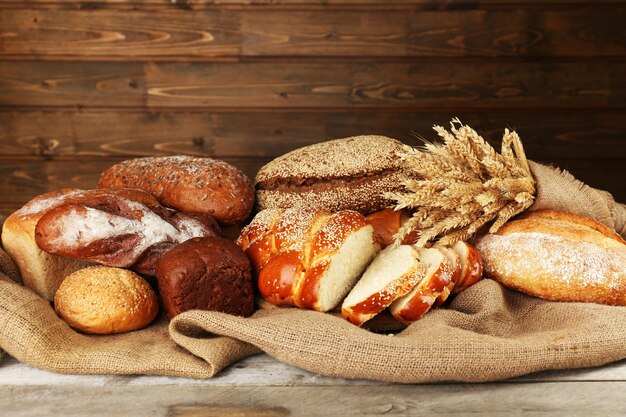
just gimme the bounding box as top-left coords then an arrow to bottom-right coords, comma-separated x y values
0,162 -> 625,382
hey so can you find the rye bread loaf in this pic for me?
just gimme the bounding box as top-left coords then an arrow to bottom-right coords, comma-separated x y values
156,237 -> 255,320
255,136 -> 415,214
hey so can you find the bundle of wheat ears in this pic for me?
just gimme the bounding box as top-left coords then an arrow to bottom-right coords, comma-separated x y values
388,118 -> 536,247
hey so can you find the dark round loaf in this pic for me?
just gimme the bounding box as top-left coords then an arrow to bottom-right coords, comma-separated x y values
155,236 -> 255,320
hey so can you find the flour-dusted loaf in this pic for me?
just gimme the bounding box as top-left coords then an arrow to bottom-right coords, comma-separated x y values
54,266 -> 158,334
35,192 -> 220,276
1,188 -> 163,300
389,247 -> 455,324
475,209 -> 626,305
341,245 -> 424,326
255,136 -> 416,214
156,236 -> 255,320
98,156 -> 255,225
237,208 -> 380,312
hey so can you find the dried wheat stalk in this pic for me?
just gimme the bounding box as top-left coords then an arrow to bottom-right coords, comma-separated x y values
387,118 -> 536,246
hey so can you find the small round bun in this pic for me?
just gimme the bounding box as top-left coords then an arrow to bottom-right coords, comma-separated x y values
54,266 -> 159,334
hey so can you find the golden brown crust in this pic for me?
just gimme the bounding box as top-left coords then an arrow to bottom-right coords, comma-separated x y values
499,218 -> 624,249
54,266 -> 158,334
476,210 -> 626,306
389,248 -> 454,325
432,246 -> 461,306
257,250 -> 303,306
342,264 -> 422,327
99,156 -> 255,225
516,209 -> 626,246
450,242 -> 483,294
237,208 -> 373,312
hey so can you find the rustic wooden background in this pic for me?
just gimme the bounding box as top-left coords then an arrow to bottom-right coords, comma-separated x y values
1,0 -> 625,216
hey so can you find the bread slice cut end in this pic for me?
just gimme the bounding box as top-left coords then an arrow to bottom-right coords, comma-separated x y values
342,244 -> 423,326
313,224 -> 381,312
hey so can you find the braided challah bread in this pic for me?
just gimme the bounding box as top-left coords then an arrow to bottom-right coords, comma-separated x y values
236,208 -> 381,312
239,207 -> 484,326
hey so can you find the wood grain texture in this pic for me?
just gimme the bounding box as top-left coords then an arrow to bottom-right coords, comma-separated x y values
1,110 -> 626,159
2,355 -> 626,387
2,60 -> 625,109
0,157 -> 269,211
2,0 -> 625,7
2,9 -> 626,59
0,157 -> 623,216
0,9 -> 241,59
1,382 -> 626,417
0,62 -> 144,107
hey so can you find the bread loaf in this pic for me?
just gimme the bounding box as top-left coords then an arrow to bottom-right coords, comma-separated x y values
255,136 -> 415,214
98,156 -> 255,225
156,236 -> 255,320
475,209 -> 626,305
237,208 -> 380,312
1,188 -> 163,300
35,192 -> 219,275
342,242 -> 481,327
54,266 -> 158,334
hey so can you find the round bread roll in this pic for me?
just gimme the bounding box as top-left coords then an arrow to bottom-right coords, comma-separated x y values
475,210 -> 626,306
98,156 -> 255,225
155,236 -> 255,320
54,266 -> 159,334
255,135 -> 415,214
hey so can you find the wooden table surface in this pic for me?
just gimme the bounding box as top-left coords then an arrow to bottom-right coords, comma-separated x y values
1,352 -> 625,416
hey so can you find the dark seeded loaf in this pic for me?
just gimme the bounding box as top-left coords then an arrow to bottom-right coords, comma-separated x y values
255,136 -> 416,214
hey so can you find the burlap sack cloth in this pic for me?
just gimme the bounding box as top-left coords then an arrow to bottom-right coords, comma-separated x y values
1,161 -> 625,383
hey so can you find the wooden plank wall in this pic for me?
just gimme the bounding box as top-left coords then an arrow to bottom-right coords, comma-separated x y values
1,0 -> 625,215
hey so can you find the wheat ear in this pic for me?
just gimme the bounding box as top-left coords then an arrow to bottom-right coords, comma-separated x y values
389,119 -> 536,246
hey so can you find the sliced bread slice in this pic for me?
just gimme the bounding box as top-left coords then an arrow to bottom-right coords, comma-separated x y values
450,241 -> 483,294
432,245 -> 461,306
342,245 -> 424,327
295,211 -> 381,312
389,247 -> 454,324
